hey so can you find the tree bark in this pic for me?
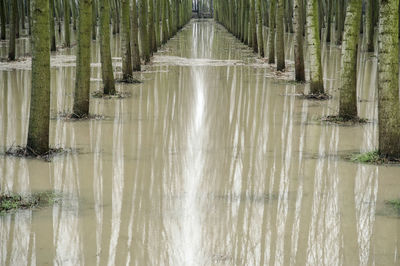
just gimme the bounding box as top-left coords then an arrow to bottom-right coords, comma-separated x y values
338,0 -> 362,119
9,0 -> 17,60
64,0 -> 71,47
294,0 -> 305,81
50,0 -> 57,51
276,0 -> 285,70
28,0 -> 51,154
268,0 -> 275,63
0,0 -> 5,40
306,0 -> 324,94
92,0 -> 97,40
140,0 -> 150,62
378,0 -> 400,158
100,0 -> 116,94
366,0 -> 374,52
121,0 -> 132,79
131,0 -> 141,71
73,0 -> 92,117
256,0 -> 264,56
162,0 -> 169,43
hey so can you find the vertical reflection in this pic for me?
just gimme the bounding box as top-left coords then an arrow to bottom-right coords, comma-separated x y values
107,100 -> 125,266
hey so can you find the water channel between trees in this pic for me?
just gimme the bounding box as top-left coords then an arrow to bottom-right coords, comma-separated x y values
0,19 -> 400,265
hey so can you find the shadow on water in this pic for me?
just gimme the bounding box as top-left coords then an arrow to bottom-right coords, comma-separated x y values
0,19 -> 400,265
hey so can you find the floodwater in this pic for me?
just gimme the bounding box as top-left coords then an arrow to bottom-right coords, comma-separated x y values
0,19 -> 400,265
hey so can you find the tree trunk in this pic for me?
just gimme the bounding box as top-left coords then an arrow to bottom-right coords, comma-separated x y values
131,0 -> 141,71
50,0 -> 57,51
121,0 -> 132,79
155,0 -> 161,46
162,0 -> 168,43
256,0 -> 264,56
366,0 -> 374,52
268,0 -> 276,64
149,0 -> 156,54
0,0 -> 5,40
92,0 -> 97,40
338,0 -> 362,119
378,0 -> 400,158
64,0 -> 71,47
140,0 -> 150,62
73,0 -> 92,117
28,0 -> 50,154
306,0 -> 324,94
326,0 -> 332,42
294,0 -> 305,81
9,0 -> 17,60
100,0 -> 116,94
20,0 -> 25,30
276,0 -> 285,70
249,0 -> 257,51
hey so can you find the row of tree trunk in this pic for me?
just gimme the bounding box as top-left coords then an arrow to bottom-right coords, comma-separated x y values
213,0 -> 400,158
24,0 -> 192,154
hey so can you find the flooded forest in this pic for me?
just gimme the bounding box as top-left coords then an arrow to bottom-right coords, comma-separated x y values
1,0 -> 400,264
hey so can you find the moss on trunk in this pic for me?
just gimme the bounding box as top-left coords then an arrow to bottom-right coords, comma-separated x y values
27,0 -> 51,155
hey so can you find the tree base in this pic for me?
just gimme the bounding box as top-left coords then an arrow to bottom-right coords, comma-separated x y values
322,115 -> 368,125
116,76 -> 142,84
92,90 -> 131,99
299,92 -> 331,100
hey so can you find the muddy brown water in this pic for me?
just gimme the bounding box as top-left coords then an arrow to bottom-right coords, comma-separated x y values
0,19 -> 400,265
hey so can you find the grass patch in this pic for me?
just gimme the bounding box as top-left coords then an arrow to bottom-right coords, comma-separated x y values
299,92 -> 331,100
349,151 -> 400,165
91,90 -> 131,99
322,115 -> 369,125
5,145 -> 71,162
0,191 -> 60,215
384,199 -> 400,216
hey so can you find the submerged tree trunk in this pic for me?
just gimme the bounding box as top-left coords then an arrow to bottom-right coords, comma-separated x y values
0,0 -> 5,40
28,0 -> 50,154
121,0 -> 132,79
100,0 -> 116,94
64,0 -> 71,47
256,0 -> 264,56
268,0 -> 276,64
293,0 -> 305,81
9,0 -> 17,60
306,0 -> 324,94
338,0 -> 362,119
73,0 -> 92,117
140,0 -> 150,62
50,0 -> 57,51
378,0 -> 400,158
131,0 -> 141,71
276,0 -> 285,70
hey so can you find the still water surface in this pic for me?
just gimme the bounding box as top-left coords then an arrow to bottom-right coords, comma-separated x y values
0,19 -> 400,265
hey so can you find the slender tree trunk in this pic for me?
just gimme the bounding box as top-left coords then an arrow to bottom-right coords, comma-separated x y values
249,0 -> 257,51
131,0 -> 141,71
50,0 -> 57,51
0,0 -> 5,40
276,0 -> 285,70
335,0 -> 344,45
9,0 -> 17,60
92,0 -> 97,40
149,0 -> 156,53
155,0 -> 161,46
140,0 -> 150,62
294,0 -> 305,81
286,0 -> 293,32
20,0 -> 25,30
27,0 -> 31,34
100,0 -> 116,94
64,0 -> 71,47
15,0 -> 19,38
162,0 -> 168,43
256,0 -> 264,56
28,0 -> 50,154
378,0 -> 400,158
326,0 -> 332,42
121,0 -> 132,79
268,0 -> 276,63
306,0 -> 324,94
366,0 -> 374,52
338,0 -> 362,119
73,0 -> 92,117
168,0 -> 173,37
